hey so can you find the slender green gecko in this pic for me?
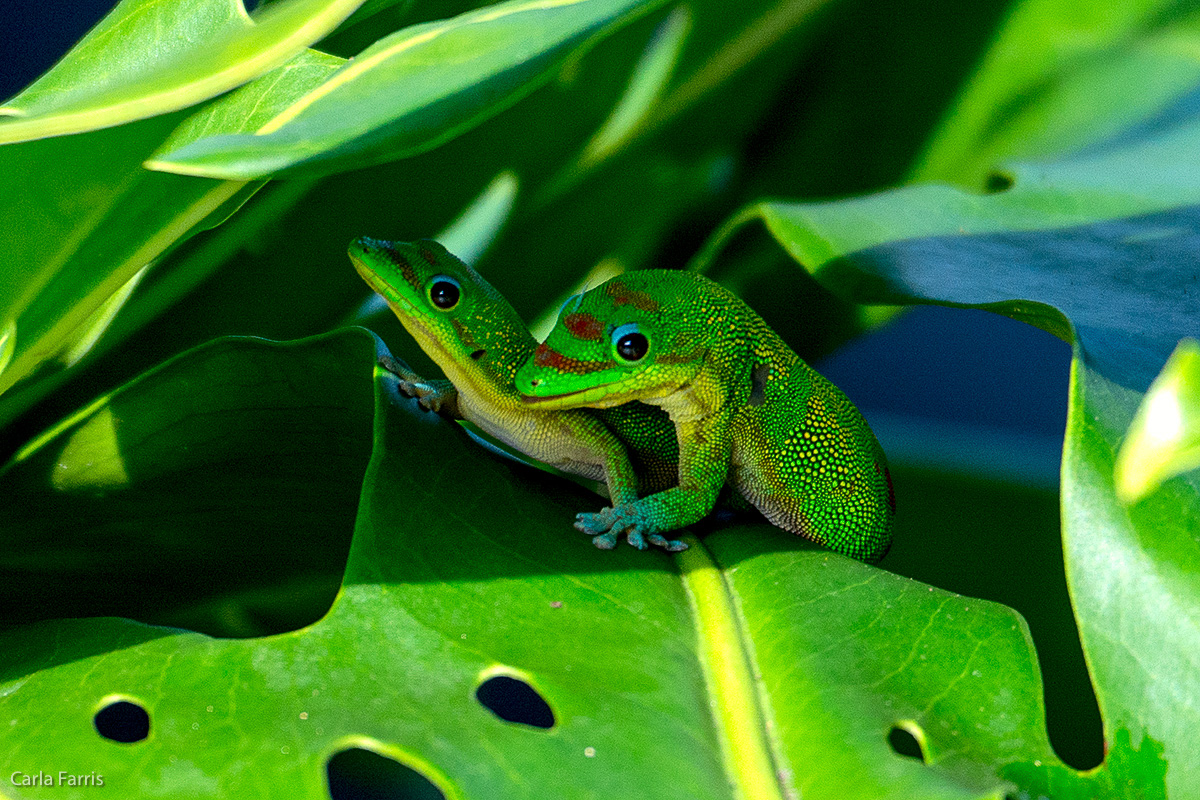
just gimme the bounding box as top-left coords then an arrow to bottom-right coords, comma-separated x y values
515,270 -> 894,562
348,237 -> 687,550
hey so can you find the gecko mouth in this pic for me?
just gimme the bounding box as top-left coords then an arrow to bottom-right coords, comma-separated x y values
351,257 -> 412,307
520,386 -> 593,405
520,380 -> 675,408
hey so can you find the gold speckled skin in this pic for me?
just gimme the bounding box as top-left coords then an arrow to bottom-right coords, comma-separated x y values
517,270 -> 894,562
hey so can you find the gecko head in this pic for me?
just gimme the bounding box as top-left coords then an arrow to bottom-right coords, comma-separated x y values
349,237 -> 529,371
516,271 -> 706,409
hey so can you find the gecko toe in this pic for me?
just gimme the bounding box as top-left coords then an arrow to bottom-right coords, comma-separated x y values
575,510 -> 615,535
592,532 -> 618,550
648,534 -> 688,552
664,539 -> 689,552
625,528 -> 648,550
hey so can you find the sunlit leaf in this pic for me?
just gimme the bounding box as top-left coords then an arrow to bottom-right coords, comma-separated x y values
0,0 -> 365,143
0,114 -> 258,424
149,0 -> 662,178
1114,339 -> 1200,503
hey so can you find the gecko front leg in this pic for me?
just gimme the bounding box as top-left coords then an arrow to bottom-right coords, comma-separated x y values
379,353 -> 461,417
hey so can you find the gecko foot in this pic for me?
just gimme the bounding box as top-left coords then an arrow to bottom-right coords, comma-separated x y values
575,510 -> 683,552
379,356 -> 452,414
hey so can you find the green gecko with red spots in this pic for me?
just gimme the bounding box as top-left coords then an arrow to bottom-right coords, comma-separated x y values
515,270 -> 895,562
348,236 -> 688,550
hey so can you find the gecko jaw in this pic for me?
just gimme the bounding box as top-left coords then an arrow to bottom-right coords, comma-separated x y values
520,379 -> 676,409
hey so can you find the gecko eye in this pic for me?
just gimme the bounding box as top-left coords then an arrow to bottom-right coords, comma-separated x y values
428,276 -> 461,310
611,323 -> 649,363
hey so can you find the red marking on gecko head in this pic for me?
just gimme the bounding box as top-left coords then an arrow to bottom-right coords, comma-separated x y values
418,245 -> 440,266
606,281 -> 659,312
533,343 -> 615,374
563,312 -> 603,342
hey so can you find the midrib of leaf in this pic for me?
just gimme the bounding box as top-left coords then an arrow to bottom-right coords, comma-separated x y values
679,535 -> 787,800
256,0 -> 598,134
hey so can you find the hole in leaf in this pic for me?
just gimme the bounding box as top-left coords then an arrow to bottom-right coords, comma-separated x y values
985,171 -> 1014,193
94,700 -> 150,743
475,675 -> 555,729
327,747 -> 445,800
888,725 -> 925,762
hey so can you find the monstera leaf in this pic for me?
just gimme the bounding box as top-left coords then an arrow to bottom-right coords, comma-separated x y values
0,328 -> 1063,800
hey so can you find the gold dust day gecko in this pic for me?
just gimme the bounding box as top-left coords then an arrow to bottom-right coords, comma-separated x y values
515,270 -> 895,563
348,237 -> 688,551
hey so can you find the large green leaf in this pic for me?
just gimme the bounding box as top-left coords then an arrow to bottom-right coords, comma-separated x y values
0,328 -> 1066,799
0,0 -> 365,143
149,0 -> 664,178
700,100 -> 1200,798
0,330 -> 378,633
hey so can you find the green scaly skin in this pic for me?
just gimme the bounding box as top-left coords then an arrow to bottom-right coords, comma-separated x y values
348,237 -> 686,551
514,270 -> 895,563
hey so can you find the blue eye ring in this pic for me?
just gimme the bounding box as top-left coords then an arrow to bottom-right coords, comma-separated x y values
428,275 -> 461,310
611,323 -> 649,363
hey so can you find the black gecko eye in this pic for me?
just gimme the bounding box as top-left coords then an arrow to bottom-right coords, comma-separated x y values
428,275 -> 461,310
611,323 -> 649,363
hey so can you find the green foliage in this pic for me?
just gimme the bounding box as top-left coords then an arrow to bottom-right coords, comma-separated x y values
1116,339 -> 1200,504
1,0 -> 1198,797
0,0 -> 364,142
